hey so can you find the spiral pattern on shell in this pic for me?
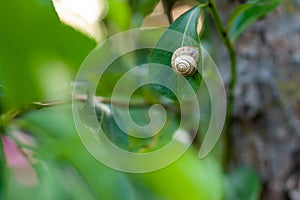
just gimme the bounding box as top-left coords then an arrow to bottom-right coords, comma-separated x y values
171,46 -> 199,77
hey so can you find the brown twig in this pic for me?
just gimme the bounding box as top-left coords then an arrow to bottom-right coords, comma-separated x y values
0,94 -> 179,130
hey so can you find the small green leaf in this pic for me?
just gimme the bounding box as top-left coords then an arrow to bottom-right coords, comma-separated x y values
224,166 -> 262,200
127,106 -> 179,152
130,0 -> 159,27
101,106 -> 129,149
150,6 -> 202,100
131,0 -> 159,16
227,0 -> 280,42
77,102 -> 129,149
106,0 -> 132,31
130,0 -> 160,26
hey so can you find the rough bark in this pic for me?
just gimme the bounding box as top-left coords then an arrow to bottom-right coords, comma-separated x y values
216,0 -> 300,199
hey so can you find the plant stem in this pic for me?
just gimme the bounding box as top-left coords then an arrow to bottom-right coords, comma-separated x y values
200,3 -> 209,8
0,95 -> 179,130
204,0 -> 237,165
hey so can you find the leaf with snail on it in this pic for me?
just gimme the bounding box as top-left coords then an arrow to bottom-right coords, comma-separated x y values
149,6 -> 202,101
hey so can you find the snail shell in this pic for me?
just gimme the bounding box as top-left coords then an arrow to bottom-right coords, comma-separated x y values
171,46 -> 199,77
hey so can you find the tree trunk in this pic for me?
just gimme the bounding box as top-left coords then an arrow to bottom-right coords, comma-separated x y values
216,0 -> 300,199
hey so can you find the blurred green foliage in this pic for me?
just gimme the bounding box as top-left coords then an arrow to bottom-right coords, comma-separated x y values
224,166 -> 261,200
0,0 -> 280,199
0,0 -> 96,110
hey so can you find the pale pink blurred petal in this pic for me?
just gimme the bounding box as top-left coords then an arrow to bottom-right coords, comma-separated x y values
2,135 -> 38,186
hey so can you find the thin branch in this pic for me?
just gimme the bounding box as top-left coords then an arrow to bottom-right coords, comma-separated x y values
199,0 -> 237,166
74,94 -> 179,112
200,3 -> 209,8
0,94 -> 179,130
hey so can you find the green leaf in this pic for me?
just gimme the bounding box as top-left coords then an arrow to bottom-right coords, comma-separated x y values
130,0 -> 160,26
0,0 -> 95,110
150,6 -> 202,100
131,0 -> 159,16
75,100 -> 129,149
101,106 -> 129,149
224,166 -> 262,200
97,49 -> 152,98
126,106 -> 179,152
227,0 -> 280,42
135,149 -> 223,200
106,0 -> 132,31
16,105 -> 133,200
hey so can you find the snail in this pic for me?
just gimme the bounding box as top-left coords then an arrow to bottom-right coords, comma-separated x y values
171,46 -> 199,77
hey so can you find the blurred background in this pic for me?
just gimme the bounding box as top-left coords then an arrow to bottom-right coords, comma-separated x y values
0,0 -> 299,199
